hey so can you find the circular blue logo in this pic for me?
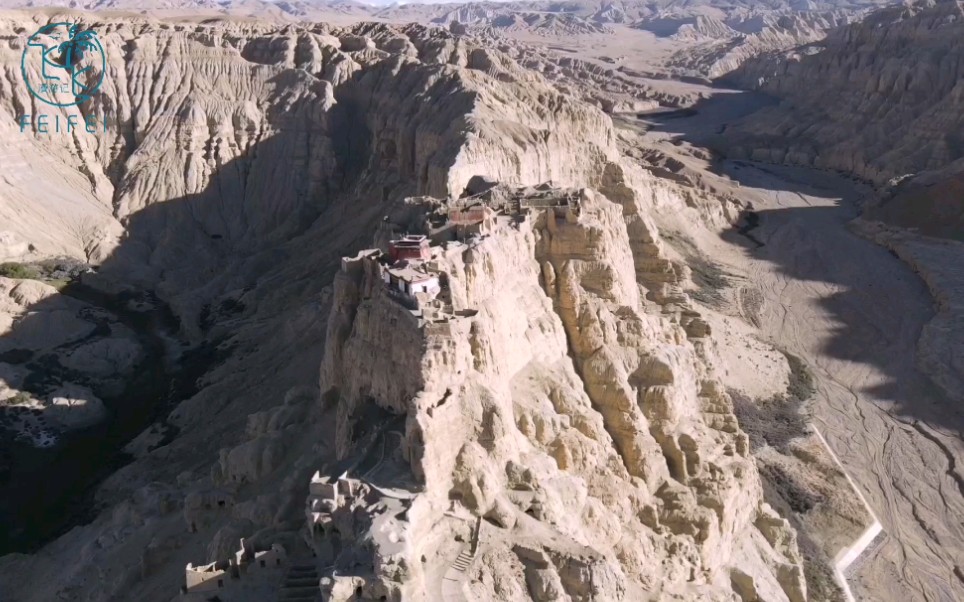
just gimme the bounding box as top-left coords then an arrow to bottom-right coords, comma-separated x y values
21,22 -> 106,108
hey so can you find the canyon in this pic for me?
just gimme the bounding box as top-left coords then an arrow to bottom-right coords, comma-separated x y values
0,1 -> 960,602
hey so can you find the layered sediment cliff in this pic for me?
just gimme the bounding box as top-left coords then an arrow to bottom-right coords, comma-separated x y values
724,0 -> 964,188
654,10 -> 860,79
0,12 -> 821,602
320,182 -> 809,600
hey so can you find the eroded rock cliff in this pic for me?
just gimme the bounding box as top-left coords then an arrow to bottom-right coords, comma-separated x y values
724,0 -> 964,188
320,181 -> 809,600
0,11 -> 816,602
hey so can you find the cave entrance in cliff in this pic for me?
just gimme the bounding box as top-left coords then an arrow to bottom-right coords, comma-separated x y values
349,400 -> 395,445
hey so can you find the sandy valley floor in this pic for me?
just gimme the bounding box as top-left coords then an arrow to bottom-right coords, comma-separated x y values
630,91 -> 964,601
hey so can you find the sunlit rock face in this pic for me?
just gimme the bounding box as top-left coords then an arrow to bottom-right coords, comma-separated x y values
0,13 -> 809,602
321,186 -> 807,601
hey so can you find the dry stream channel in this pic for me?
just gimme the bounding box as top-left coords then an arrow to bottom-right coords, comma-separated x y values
642,91 -> 964,602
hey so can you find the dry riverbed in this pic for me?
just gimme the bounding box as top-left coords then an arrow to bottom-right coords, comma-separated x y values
635,91 -> 964,602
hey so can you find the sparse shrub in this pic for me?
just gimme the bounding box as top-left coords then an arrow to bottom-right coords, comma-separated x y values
785,352 -> 816,403
45,279 -> 70,292
37,257 -> 89,281
734,351 -> 846,600
0,262 -> 38,280
732,351 -> 816,452
796,527 -> 849,602
4,391 -> 33,406
759,462 -> 820,513
732,390 -> 810,452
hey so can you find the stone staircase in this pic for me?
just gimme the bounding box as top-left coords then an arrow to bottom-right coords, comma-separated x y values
450,549 -> 474,574
440,549 -> 471,602
278,564 -> 320,601
440,517 -> 483,602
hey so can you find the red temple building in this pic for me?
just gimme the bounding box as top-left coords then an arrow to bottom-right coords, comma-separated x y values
388,235 -> 431,262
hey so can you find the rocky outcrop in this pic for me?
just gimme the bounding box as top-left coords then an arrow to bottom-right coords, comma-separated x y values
867,164 -> 964,242
2,15 -> 615,329
320,185 -> 807,600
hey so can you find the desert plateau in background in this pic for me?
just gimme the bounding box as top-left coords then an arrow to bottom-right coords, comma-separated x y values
0,0 -> 961,601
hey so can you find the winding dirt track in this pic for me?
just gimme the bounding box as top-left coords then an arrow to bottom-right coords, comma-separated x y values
643,95 -> 964,601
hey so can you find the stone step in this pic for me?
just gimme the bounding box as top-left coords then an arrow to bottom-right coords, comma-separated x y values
279,589 -> 320,598
284,577 -> 319,587
280,586 -> 320,597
